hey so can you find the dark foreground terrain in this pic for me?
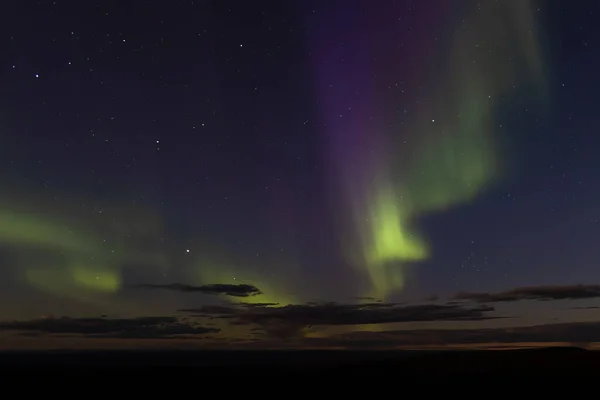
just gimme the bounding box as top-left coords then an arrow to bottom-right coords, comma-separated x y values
1,347 -> 600,377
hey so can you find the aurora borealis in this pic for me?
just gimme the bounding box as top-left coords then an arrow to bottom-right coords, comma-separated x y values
2,0 -> 600,350
314,1 -> 547,298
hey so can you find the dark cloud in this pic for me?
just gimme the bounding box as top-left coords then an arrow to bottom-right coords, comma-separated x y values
454,284 -> 600,303
134,283 -> 262,297
352,297 -> 384,302
0,316 -> 219,339
180,301 -> 502,338
241,302 -> 280,308
317,321 -> 600,349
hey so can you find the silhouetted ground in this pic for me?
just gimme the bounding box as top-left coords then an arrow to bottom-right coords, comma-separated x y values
1,347 -> 599,377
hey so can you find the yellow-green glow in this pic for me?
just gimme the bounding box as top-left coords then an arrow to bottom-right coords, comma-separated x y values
24,263 -> 119,299
0,188 -> 166,312
0,207 -> 122,295
23,264 -> 119,312
367,187 -> 428,265
71,265 -> 121,292
0,210 -> 96,253
24,264 -> 120,295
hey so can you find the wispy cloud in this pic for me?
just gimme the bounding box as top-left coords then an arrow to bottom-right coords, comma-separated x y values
134,283 -> 262,297
180,301 -> 502,339
454,284 -> 600,303
314,321 -> 600,349
0,316 -> 219,339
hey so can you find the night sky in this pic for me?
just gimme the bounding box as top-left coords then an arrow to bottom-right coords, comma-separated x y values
2,0 -> 600,350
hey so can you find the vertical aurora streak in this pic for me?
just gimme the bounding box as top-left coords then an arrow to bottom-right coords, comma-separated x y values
312,1 -> 547,298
